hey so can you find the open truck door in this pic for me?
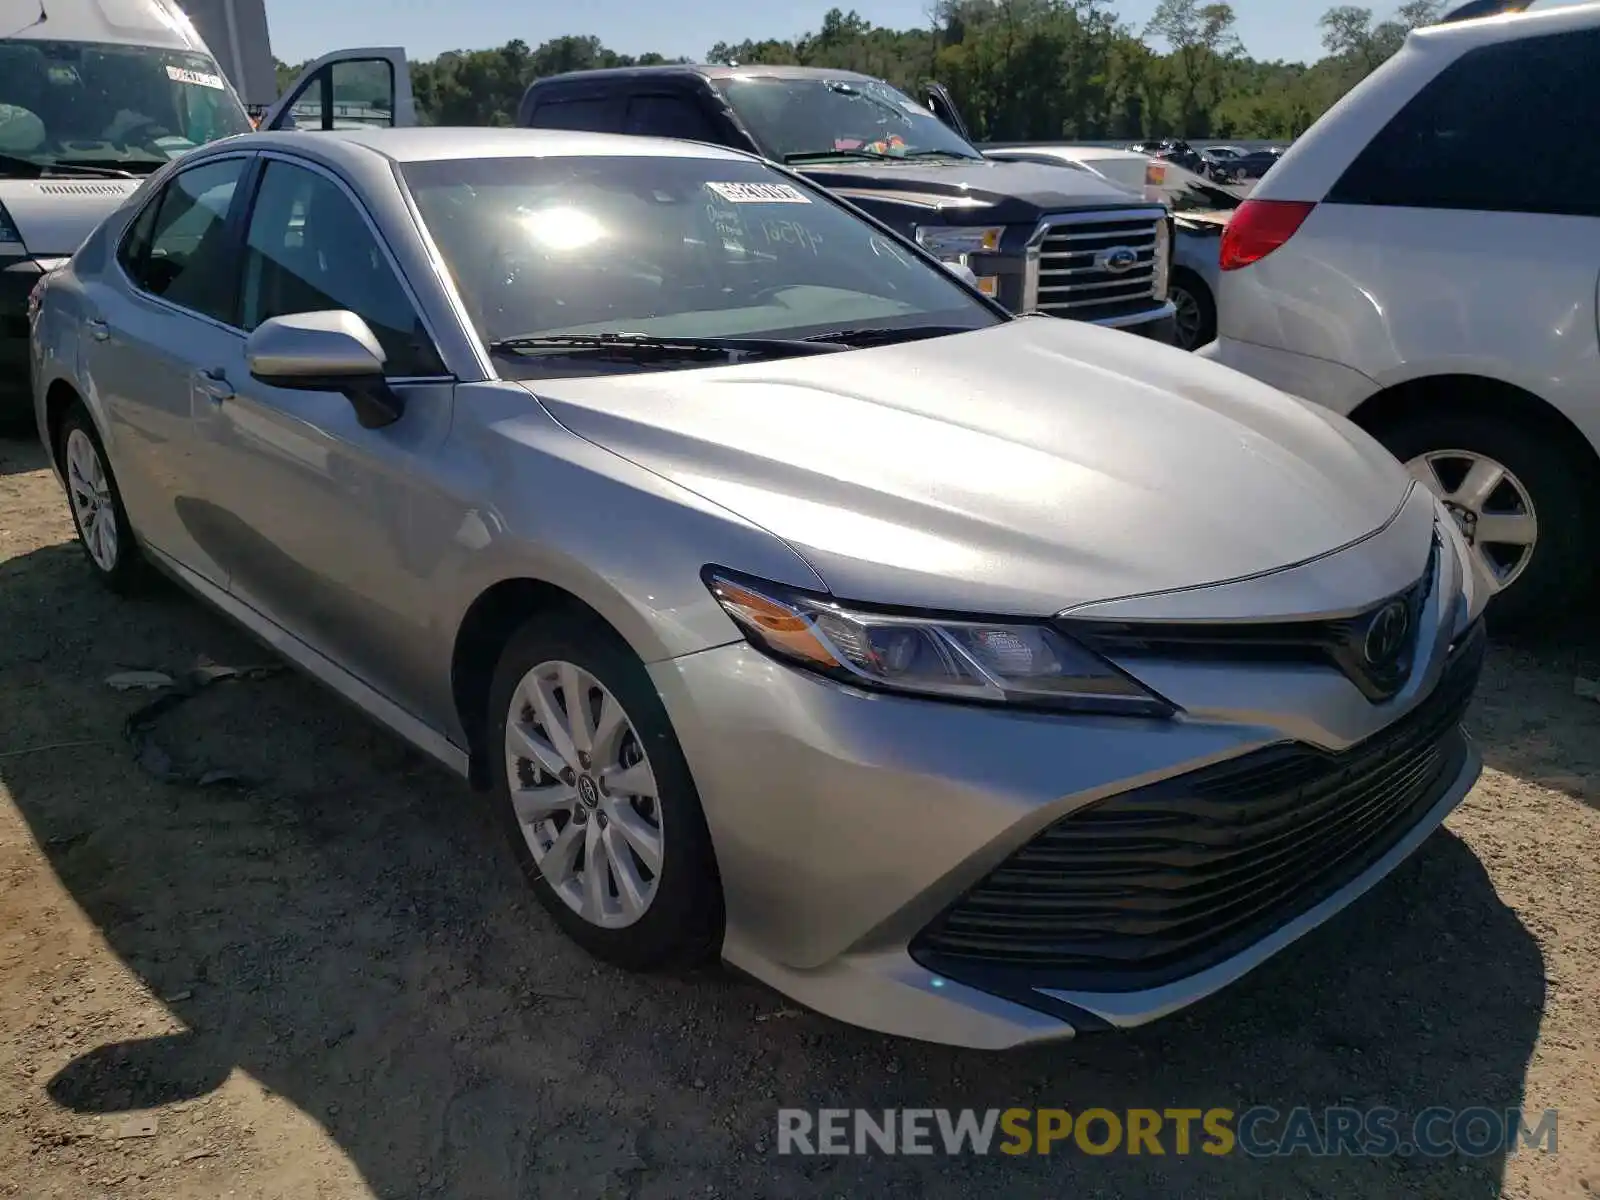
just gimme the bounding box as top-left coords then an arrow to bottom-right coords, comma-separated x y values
924,83 -> 971,143
261,48 -> 417,132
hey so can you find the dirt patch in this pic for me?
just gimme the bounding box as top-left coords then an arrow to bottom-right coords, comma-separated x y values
1,433 -> 1597,1198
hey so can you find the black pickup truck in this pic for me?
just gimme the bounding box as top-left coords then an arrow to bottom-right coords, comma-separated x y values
515,66 -> 1177,342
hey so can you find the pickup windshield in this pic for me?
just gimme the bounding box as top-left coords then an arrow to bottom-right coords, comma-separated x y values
713,76 -> 983,164
0,39 -> 253,174
401,154 -> 1000,375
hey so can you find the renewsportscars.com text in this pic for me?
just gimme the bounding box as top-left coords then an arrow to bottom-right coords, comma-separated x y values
776,1107 -> 1559,1158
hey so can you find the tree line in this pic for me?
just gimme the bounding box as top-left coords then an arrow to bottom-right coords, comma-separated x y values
275,0 -> 1444,142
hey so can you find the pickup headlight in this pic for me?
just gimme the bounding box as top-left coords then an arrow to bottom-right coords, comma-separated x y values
1152,218 -> 1171,302
914,225 -> 1004,260
705,569 -> 1172,716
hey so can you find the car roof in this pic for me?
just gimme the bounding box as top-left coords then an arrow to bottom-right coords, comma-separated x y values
0,0 -> 208,49
1412,0 -> 1599,46
533,63 -> 881,86
243,126 -> 760,166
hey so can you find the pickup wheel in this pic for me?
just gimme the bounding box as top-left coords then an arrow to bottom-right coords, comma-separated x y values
1169,270 -> 1217,351
1377,409 -> 1597,633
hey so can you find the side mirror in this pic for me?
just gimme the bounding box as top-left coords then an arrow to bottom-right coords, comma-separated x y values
244,310 -> 404,428
941,260 -> 979,288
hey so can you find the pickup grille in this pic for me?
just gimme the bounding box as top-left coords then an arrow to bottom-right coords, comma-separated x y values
910,619 -> 1485,996
1026,208 -> 1168,322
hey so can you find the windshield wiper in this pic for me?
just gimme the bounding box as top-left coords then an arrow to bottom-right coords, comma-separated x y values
0,152 -> 136,179
486,332 -> 846,362
802,324 -> 981,348
895,149 -> 981,162
781,149 -> 890,164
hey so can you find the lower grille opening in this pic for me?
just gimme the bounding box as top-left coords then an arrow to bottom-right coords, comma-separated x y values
910,620 -> 1485,996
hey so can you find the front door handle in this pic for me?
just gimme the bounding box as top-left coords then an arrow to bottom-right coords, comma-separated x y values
193,367 -> 234,403
86,317 -> 109,342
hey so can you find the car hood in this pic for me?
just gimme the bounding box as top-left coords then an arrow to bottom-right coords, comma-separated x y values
797,156 -> 1145,228
524,319 -> 1411,615
0,179 -> 143,256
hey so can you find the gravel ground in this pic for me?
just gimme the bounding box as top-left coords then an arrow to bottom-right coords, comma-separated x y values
1,431 -> 1597,1199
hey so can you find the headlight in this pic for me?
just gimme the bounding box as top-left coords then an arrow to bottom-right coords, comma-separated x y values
704,569 -> 1172,716
1152,218 -> 1171,302
915,225 -> 1005,260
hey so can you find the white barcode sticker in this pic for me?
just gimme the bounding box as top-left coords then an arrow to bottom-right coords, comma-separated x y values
705,181 -> 811,205
166,65 -> 226,90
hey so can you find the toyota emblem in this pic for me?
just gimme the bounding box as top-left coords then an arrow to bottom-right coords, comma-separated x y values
1362,600 -> 1412,667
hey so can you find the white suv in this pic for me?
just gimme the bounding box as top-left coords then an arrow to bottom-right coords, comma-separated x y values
1200,0 -> 1600,630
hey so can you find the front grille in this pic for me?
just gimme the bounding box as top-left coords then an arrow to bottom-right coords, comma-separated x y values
1070,539 -> 1439,704
911,619 -> 1486,995
1026,209 -> 1167,321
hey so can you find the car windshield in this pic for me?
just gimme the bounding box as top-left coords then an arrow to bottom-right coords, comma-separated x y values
402,154 -> 1001,375
713,75 -> 982,163
0,39 -> 253,174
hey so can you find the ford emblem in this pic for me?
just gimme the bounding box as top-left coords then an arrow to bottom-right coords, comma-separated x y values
1098,246 -> 1140,275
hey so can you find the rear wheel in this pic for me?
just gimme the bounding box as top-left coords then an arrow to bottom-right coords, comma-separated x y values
57,403 -> 149,593
486,612 -> 723,970
1375,409 -> 1597,632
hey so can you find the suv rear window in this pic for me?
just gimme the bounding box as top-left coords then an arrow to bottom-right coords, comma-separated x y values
1328,28 -> 1600,218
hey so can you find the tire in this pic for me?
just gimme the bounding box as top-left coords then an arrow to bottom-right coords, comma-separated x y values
1169,272 -> 1217,351
1374,408 -> 1598,633
56,402 -> 150,594
486,611 -> 723,971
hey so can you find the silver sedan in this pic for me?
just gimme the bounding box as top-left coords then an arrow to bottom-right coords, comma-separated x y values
30,127 -> 1489,1049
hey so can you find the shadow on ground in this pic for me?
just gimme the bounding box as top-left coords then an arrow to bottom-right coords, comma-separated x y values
0,427 -> 47,476
0,536 -> 1548,1197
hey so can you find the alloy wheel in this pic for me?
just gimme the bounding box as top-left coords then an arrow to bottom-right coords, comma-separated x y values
1407,448 -> 1538,594
65,427 -> 119,573
504,659 -> 664,929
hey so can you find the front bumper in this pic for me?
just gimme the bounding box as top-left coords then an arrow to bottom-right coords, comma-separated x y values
649,508 -> 1486,1048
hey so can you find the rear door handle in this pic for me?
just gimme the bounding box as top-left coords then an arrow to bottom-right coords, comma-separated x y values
86,318 -> 109,341
193,367 -> 234,403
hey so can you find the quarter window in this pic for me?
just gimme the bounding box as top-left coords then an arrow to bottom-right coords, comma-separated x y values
238,160 -> 444,376
1329,29 -> 1600,217
125,157 -> 245,323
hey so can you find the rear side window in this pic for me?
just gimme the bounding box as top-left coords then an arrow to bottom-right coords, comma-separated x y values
1329,29 -> 1600,218
526,97 -> 617,133
623,94 -> 718,141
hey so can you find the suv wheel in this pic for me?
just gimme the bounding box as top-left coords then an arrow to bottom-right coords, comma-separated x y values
487,612 -> 723,970
1377,410 -> 1596,631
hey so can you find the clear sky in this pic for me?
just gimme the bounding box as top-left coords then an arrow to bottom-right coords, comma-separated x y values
266,0 -> 1352,71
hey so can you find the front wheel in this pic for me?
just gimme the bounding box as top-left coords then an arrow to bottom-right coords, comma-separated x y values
487,612 -> 723,971
1376,409 -> 1597,632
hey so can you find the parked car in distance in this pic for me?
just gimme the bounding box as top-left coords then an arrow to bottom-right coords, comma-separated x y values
984,146 -> 1242,349
1212,148 -> 1281,183
33,126 -> 1488,1049
1202,0 -> 1600,629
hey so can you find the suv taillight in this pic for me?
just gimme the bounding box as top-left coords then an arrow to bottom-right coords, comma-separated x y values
1219,199 -> 1316,271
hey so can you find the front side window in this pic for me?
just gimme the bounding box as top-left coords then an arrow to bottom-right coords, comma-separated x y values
238,160 -> 443,376
715,76 -> 982,164
280,58 -> 395,131
126,157 -> 245,322
624,94 -> 718,141
1329,28 -> 1600,217
401,153 -> 999,375
527,97 -> 618,133
0,39 -> 253,174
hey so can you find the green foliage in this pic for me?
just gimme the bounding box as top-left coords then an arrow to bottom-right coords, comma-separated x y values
272,1 -> 1438,141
